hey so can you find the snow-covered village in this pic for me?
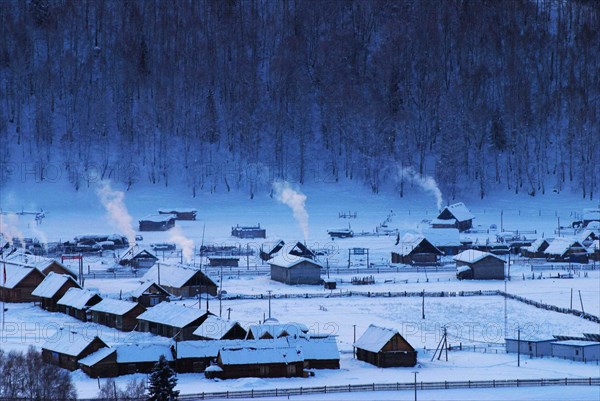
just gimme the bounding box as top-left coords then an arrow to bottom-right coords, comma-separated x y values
1,1 -> 599,401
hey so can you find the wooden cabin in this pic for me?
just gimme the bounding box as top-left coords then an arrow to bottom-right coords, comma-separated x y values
42,335 -> 108,371
193,315 -> 247,340
454,250 -> 505,280
32,272 -> 81,312
521,238 -> 550,258
391,235 -> 443,265
0,264 -> 45,302
57,287 -> 102,322
434,203 -> 474,232
354,325 -> 417,368
213,346 -> 304,379
420,228 -> 462,256
137,302 -> 213,341
130,281 -> 170,307
118,247 -> 158,269
79,344 -> 174,378
289,335 -> 340,369
139,214 -> 176,231
269,255 -> 322,285
89,299 -> 146,331
544,238 -> 588,263
158,208 -> 197,220
231,224 -> 266,239
208,256 -> 239,267
142,263 -> 218,297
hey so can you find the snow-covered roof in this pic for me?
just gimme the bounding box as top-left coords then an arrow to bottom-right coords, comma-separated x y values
158,208 -> 197,213
89,298 -> 141,316
120,247 -> 157,262
430,218 -> 457,226
193,315 -> 242,340
287,336 -> 339,361
552,340 -> 600,347
397,234 -> 442,256
420,228 -> 461,247
57,287 -> 100,309
130,281 -> 169,299
354,325 -> 399,353
438,202 -> 474,222
454,249 -> 505,264
1,263 -> 43,289
31,272 -> 79,299
246,322 -> 309,339
42,334 -> 106,357
544,238 -> 586,257
142,263 -> 216,289
268,255 -> 323,269
524,238 -> 549,253
219,346 -> 303,365
505,337 -> 554,342
456,265 -> 472,274
582,208 -> 600,221
588,240 -> 599,252
79,347 -> 115,366
140,214 -> 177,223
137,302 -> 207,328
80,343 -> 174,366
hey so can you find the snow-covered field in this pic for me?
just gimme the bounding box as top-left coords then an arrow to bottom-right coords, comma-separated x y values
1,180 -> 599,399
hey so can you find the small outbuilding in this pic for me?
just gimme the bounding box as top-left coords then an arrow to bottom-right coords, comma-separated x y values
521,238 -> 551,258
231,224 -> 266,239
89,299 -> 146,331
354,324 -> 417,368
31,272 -> 81,312
136,302 -> 213,341
391,234 -> 443,265
193,315 -> 247,340
142,263 -> 218,297
57,287 -> 102,321
0,264 -> 45,303
434,203 -> 474,232
158,208 -> 197,220
544,238 -> 588,263
118,247 -> 158,269
42,335 -> 108,371
551,340 -> 600,362
454,250 -> 505,280
139,214 -> 176,231
269,255 -> 322,285
208,256 -> 239,267
505,337 -> 554,358
130,281 -> 170,307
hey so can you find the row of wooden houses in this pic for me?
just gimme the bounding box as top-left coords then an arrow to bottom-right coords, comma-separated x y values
521,233 -> 598,263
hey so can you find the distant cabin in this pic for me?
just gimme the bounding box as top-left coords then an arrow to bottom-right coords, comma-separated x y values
208,256 -> 239,267
0,264 -> 45,303
505,337 -> 554,358
391,235 -> 443,265
544,238 -> 588,263
32,272 -> 81,312
3,256 -> 77,280
130,281 -> 170,307
434,203 -> 474,232
158,208 -> 197,220
42,335 -> 108,371
139,214 -> 176,231
118,247 -> 158,269
582,208 -> 600,227
213,346 -> 304,379
354,324 -> 417,368
521,238 -> 550,258
193,315 -> 247,340
454,250 -> 505,280
79,344 -> 174,378
231,224 -> 266,239
57,287 -> 102,322
269,255 -> 322,285
142,263 -> 218,297
136,302 -> 213,341
420,228 -> 462,256
89,299 -> 146,331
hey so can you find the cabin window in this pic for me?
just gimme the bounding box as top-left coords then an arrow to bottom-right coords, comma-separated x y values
51,352 -> 59,363
575,350 -> 579,356
115,316 -> 123,329
65,307 -> 70,315
259,366 -> 269,376
150,297 -> 160,306
528,345 -> 533,352
287,365 -> 296,375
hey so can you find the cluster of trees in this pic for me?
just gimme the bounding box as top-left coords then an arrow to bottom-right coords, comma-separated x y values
0,0 -> 598,199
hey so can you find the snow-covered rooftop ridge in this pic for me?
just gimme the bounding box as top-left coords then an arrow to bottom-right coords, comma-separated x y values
219,346 -> 303,365
137,301 -> 207,328
42,334 -> 106,357
552,340 -> 600,347
176,339 -> 288,359
454,249 -> 504,264
120,246 -> 157,262
31,272 -> 79,298
79,343 -> 174,366
0,263 -> 41,289
2,254 -> 76,275
142,263 -> 215,289
78,347 -> 115,367
89,298 -> 141,315
544,237 -> 586,257
439,202 -> 474,222
130,281 -> 168,299
158,208 -> 197,213
286,335 -> 340,360
268,254 -> 323,269
419,228 -> 461,246
140,214 -> 177,222
57,287 -> 100,309
354,324 -> 398,353
524,238 -> 549,253
193,315 -> 241,339
246,322 -> 309,339
397,234 -> 442,256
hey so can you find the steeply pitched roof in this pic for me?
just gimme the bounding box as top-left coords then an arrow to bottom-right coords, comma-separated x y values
397,234 -> 443,256
42,334 -> 107,357
438,202 -> 474,222
31,272 -> 80,299
120,247 -> 158,262
268,255 -> 323,269
544,238 -> 586,257
246,322 -> 309,339
130,281 -> 169,299
142,264 -> 216,289
137,302 -> 208,328
89,298 -> 141,316
454,249 -> 505,264
57,287 -> 101,309
193,315 -> 243,340
354,324 -> 398,353
524,238 -> 550,253
1,263 -> 43,289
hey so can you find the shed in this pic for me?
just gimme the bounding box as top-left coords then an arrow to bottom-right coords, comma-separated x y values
214,346 -> 304,379
0,264 -> 45,302
42,335 -> 108,371
354,324 -> 417,368
521,238 -> 550,258
391,234 -> 443,265
231,224 -> 266,239
454,250 -> 505,280
130,281 -> 170,307
551,340 -> 600,362
31,272 -> 81,312
142,263 -> 218,297
544,238 -> 588,263
158,208 -> 197,220
505,337 -> 554,358
193,315 -> 247,340
435,203 -> 474,232
118,247 -> 158,269
57,287 -> 102,321
89,298 -> 146,331
137,302 -> 213,341
139,214 -> 176,231
269,255 -> 322,285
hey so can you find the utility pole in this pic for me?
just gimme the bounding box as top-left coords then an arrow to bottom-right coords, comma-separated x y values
579,290 -> 585,314
267,290 -> 272,320
517,327 -> 521,367
227,307 -> 232,320
570,288 -> 573,309
353,324 -> 357,358
413,371 -> 419,401
422,289 -> 425,319
504,280 -> 508,338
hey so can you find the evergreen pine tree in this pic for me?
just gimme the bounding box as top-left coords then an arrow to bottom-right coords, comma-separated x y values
147,355 -> 179,401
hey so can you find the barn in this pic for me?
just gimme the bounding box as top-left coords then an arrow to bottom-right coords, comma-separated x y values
505,337 -> 554,358
214,346 -> 304,379
130,281 -> 170,307
0,264 -> 45,302
158,208 -> 197,220
544,238 -> 588,263
57,287 -> 102,321
454,250 -> 505,280
434,202 -> 474,232
31,272 -> 81,312
269,255 -> 322,285
42,335 -> 108,371
142,263 -> 218,297
551,340 -> 600,362
391,234 -> 443,265
354,325 -> 417,368
521,238 -> 550,258
139,214 -> 176,231
89,298 -> 146,331
118,247 -> 158,269
137,302 -> 213,341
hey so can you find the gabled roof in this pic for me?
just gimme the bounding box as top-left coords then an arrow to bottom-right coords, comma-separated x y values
397,234 -> 443,256
130,281 -> 169,299
544,238 -> 586,257
137,302 -> 208,328
31,272 -> 80,299
142,264 -> 216,289
89,298 -> 142,316
1,263 -> 44,289
193,315 -> 243,340
42,335 -> 107,357
219,346 -> 303,365
120,247 -> 158,262
268,255 -> 323,269
246,322 -> 309,339
354,324 -> 399,353
438,202 -> 474,222
78,347 -> 116,367
420,228 -> 461,247
578,230 -> 598,243
57,287 -> 101,309
524,238 -> 550,253
454,249 -> 505,264
588,240 -> 599,252
80,343 -> 174,366
175,339 -> 287,359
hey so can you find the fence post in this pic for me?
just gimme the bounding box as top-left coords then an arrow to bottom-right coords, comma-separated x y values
251,389 -> 253,398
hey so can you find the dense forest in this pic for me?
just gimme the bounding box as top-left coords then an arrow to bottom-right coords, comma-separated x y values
0,0 -> 598,199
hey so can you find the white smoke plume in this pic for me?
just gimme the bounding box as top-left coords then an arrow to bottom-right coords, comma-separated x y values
168,226 -> 194,263
399,167 -> 443,211
96,180 -> 137,244
273,181 -> 309,242
0,213 -> 24,246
